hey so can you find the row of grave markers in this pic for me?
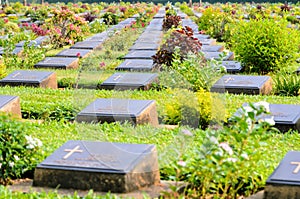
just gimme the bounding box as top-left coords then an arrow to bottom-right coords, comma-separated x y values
1,7 -> 300,198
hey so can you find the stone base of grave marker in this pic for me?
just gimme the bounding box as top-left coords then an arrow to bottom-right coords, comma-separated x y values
99,73 -> 158,91
0,70 -> 57,89
264,185 -> 300,199
211,75 -> 272,95
34,57 -> 79,69
76,99 -> 159,126
33,140 -> 160,193
264,151 -> 300,199
0,95 -> 21,118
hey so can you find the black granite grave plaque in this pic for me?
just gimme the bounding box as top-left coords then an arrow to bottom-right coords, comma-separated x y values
0,95 -> 21,118
222,61 -> 243,73
210,75 -> 272,95
99,72 -> 158,90
203,51 -> 234,60
33,140 -> 160,193
201,45 -> 224,52
34,57 -> 79,69
199,39 -> 217,46
129,42 -> 160,51
56,49 -> 92,58
193,34 -> 210,40
15,36 -> 48,47
264,151 -> 300,199
123,50 -> 157,59
115,59 -> 154,71
76,98 -> 159,126
0,47 -> 23,56
0,70 -> 57,89
237,103 -> 300,132
70,41 -> 103,50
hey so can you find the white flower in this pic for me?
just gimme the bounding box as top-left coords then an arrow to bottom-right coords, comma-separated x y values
241,153 -> 249,160
219,142 -> 233,155
254,101 -> 270,112
209,136 -> 218,144
243,106 -> 256,115
263,116 -> 275,126
0,163 -> 2,168
246,118 -> 252,131
181,129 -> 193,136
14,155 -> 19,161
225,158 -> 238,162
25,135 -> 43,149
177,160 -> 186,167
9,162 -> 14,168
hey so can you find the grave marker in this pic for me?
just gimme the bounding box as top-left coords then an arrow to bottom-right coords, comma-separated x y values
76,98 -> 159,126
264,151 -> 300,199
70,41 -> 103,50
222,61 -> 243,73
203,51 -> 234,60
56,49 -> 92,58
34,57 -> 79,69
0,70 -> 57,89
201,45 -> 224,52
0,95 -> 21,118
115,59 -> 154,71
123,50 -> 157,60
211,75 -> 272,95
99,72 -> 158,90
129,42 -> 160,51
236,103 -> 300,132
33,140 -> 160,193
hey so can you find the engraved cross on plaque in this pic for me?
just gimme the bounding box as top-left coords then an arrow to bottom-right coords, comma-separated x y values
113,75 -> 122,81
224,77 -> 234,83
12,72 -> 21,78
63,145 -> 83,159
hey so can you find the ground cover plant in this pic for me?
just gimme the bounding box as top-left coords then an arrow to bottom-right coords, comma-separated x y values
1,1 -> 300,199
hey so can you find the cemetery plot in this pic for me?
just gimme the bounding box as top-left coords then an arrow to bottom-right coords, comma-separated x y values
0,47 -> 23,56
201,45 -> 224,52
70,41 -> 103,50
76,98 -> 159,126
34,57 -> 79,69
56,49 -> 92,58
129,42 -> 160,51
0,95 -> 21,118
193,33 -> 211,39
0,70 -> 57,89
199,39 -> 217,46
123,50 -> 157,59
211,75 -> 272,95
203,51 -> 234,60
135,37 -> 162,44
236,103 -> 300,132
115,59 -> 154,71
222,61 -> 243,73
265,151 -> 300,199
33,140 -> 160,193
99,72 -> 158,90
15,36 -> 49,47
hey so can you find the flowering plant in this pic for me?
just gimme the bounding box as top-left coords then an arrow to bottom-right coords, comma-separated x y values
0,114 -> 43,185
172,102 -> 278,198
43,8 -> 89,49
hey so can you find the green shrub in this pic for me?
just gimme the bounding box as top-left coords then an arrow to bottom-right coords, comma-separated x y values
102,12 -> 119,25
273,72 -> 300,96
196,7 -> 233,42
0,114 -> 43,185
163,48 -> 224,91
230,19 -> 300,74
